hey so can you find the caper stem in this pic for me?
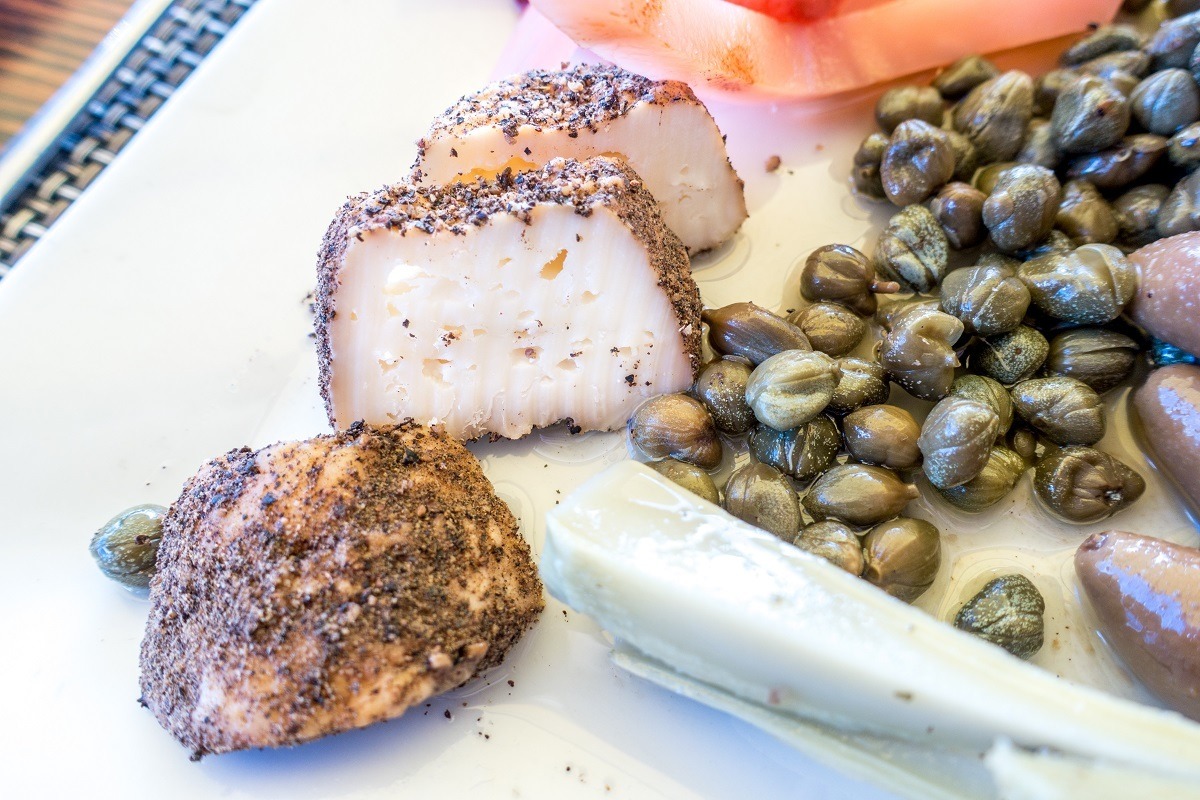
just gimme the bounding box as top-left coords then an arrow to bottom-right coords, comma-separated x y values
872,278 -> 902,294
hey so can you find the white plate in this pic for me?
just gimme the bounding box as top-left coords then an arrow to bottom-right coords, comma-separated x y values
1,2 -> 1194,798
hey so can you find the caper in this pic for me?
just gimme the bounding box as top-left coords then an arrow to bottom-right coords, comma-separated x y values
1061,24 -> 1145,67
975,252 -> 1022,272
945,129 -> 981,183
970,326 -> 1049,386
875,296 -> 942,331
827,356 -> 890,415
1033,445 -> 1146,523
1171,0 -> 1200,16
1015,119 -> 1060,169
934,55 -> 1000,100
971,161 -> 1019,195
702,302 -> 811,366
851,132 -> 889,200
1168,122 -> 1200,170
1157,170 -> 1200,237
791,521 -> 865,575
1146,11 -> 1200,70
1055,180 -> 1118,245
952,71 -> 1034,163
1076,50 -> 1152,83
1130,69 -> 1200,135
874,205 -> 950,293
938,447 -> 1027,512
1112,185 -> 1168,249
1034,69 -> 1080,118
749,415 -> 841,482
938,264 -> 1031,337
1044,328 -> 1140,393
1017,244 -> 1136,324
1009,426 -> 1040,466
628,394 -> 723,469
787,302 -> 866,357
723,462 -> 801,539
1051,76 -> 1130,154
879,306 -> 963,400
1066,134 -> 1167,190
1014,228 -> 1075,261
802,464 -> 919,527
950,374 -> 1014,432
648,458 -> 720,505
1010,376 -> 1106,447
862,517 -> 941,602
90,504 -> 167,589
800,244 -> 900,316
982,165 -> 1062,253
918,397 -> 1001,490
746,350 -> 840,430
842,404 -> 922,470
875,85 -> 945,134
954,574 -> 1045,659
929,182 -> 986,250
691,357 -> 756,434
880,120 -> 955,206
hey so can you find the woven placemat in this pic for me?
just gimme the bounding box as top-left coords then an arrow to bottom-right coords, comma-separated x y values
0,0 -> 256,276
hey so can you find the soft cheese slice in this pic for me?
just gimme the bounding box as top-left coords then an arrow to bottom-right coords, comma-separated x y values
413,65 -> 747,254
316,158 -> 701,440
541,462 -> 1200,781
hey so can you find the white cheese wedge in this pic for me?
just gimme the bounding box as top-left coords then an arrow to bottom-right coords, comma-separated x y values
413,65 -> 747,254
316,158 -> 701,440
541,462 -> 1200,783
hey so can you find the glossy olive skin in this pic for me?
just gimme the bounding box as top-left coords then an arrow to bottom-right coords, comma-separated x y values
970,326 -> 1050,386
1051,76 -> 1130,154
1033,446 -> 1146,523
90,504 -> 167,589
648,459 -> 720,505
749,415 -> 841,482
934,55 -> 1000,99
874,205 -> 950,293
918,398 -> 1001,490
1017,244 -> 1137,324
876,85 -> 945,134
938,447 -> 1027,512
952,71 -> 1034,163
950,374 -> 1013,432
954,574 -> 1045,659
881,120 -> 955,206
792,521 -> 865,576
801,244 -> 899,316
939,264 -> 1030,337
723,462 -> 801,539
852,132 -> 889,200
982,165 -> 1062,253
1131,364 -> 1200,514
703,302 -> 810,366
1044,328 -> 1139,393
788,302 -> 866,357
1011,376 -> 1106,446
692,357 -> 756,434
843,404 -> 922,470
862,517 -> 941,602
880,307 -> 963,401
930,182 -> 986,249
827,357 -> 890,415
746,350 -> 840,431
802,464 -> 919,527
1129,232 -> 1200,355
628,394 -> 723,469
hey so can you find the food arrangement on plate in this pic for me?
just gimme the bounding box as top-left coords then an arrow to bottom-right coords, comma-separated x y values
84,0 -> 1200,795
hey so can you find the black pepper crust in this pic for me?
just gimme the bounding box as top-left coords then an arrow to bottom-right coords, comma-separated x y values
314,157 -> 702,432
139,421 -> 544,757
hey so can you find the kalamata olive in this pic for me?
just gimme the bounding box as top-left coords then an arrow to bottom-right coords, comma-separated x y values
934,55 -> 1000,100
746,350 -> 840,430
1076,530 -> 1200,721
952,71 -> 1034,162
1061,24 -> 1145,66
1015,119 -> 1060,169
1055,180 -> 1118,244
692,357 -> 756,434
1034,69 -> 1080,117
802,464 -> 919,527
787,302 -> 866,357
862,517 -> 941,602
944,129 -> 981,183
879,306 -> 963,400
938,447 -> 1027,511
918,397 -> 1001,490
628,394 -> 723,469
843,404 -> 922,471
1132,364 -> 1200,513
1130,69 -> 1200,135
1128,233 -> 1200,356
791,521 -> 865,575
1045,328 -> 1140,393
938,264 -> 1031,337
703,302 -> 811,366
954,574 -> 1045,659
723,462 -> 801,539
826,356 -> 890,415
950,374 -> 1014,432
1157,171 -> 1200,237
929,182 -> 986,249
1145,11 -> 1200,70
983,165 -> 1062,253
971,161 -> 1019,194
1113,183 -> 1170,248
1065,134 -> 1166,190
876,85 -> 944,134
852,132 -> 889,200
1168,122 -> 1200,170
1033,445 -> 1145,523
648,459 -> 720,505
749,415 -> 841,482
1011,376 -> 1106,446
881,120 -> 955,206
89,504 -> 167,589
970,326 -> 1049,386
874,205 -> 950,293
1051,76 -> 1130,154
800,244 -> 900,316
1018,244 -> 1137,324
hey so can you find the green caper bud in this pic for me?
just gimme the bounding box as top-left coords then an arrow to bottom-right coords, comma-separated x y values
702,302 -> 810,366
862,517 -> 941,602
628,394 -> 722,469
1009,426 -> 1040,466
826,356 -> 890,415
1168,122 -> 1200,170
970,326 -> 1049,386
1017,244 -> 1136,324
938,447 -> 1027,512
944,129 -> 980,183
938,264 -> 1031,337
1014,228 -> 1075,261
950,374 -> 1013,432
749,415 -> 840,482
1157,170 -> 1200,237
800,244 -> 900,316
1051,76 -> 1130,154
975,252 -> 1022,272
1044,328 -> 1140,393
1065,134 -> 1167,190
648,458 -> 720,505
934,55 -> 1000,100
842,404 -> 922,470
881,120 -> 955,206
1076,50 -> 1152,83
918,397 -> 1001,490
746,350 -> 840,430
983,165 -> 1062,253
879,306 -> 963,400
1033,445 -> 1146,523
851,132 -> 889,201
90,504 -> 167,589
792,521 -> 865,576
723,462 -> 801,539
1113,183 -> 1169,249
971,161 -> 1018,195
929,182 -> 986,250
1055,180 -> 1117,245
802,464 -> 919,527
1061,24 -> 1144,67
1010,376 -> 1106,446
787,302 -> 866,357
954,574 -> 1045,659
952,71 -> 1034,162
1130,69 -> 1200,136
1034,69 -> 1080,117
875,85 -> 944,134
1146,13 -> 1200,70
874,205 -> 950,293
875,296 -> 941,330
692,357 -> 756,434
1015,119 -> 1060,169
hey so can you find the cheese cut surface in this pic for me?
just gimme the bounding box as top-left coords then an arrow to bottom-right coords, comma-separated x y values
413,65 -> 747,254
317,158 -> 701,440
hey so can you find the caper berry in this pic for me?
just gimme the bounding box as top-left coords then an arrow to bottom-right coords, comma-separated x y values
862,517 -> 941,602
746,350 -> 840,430
954,574 -> 1045,659
938,447 -> 1027,512
1168,122 -> 1200,170
852,132 -> 889,200
1055,180 -> 1118,245
723,462 -> 801,539
800,244 -> 900,316
692,357 -> 756,434
1015,119 -> 1060,169
939,264 -> 1031,337
703,302 -> 811,366
826,356 -> 890,415
1065,134 -> 1167,190
791,521 -> 865,576
1157,170 -> 1200,237
970,326 -> 1050,386
952,71 -> 1034,163
90,504 -> 167,589
749,415 -> 841,482
879,306 -> 963,401
929,182 -> 986,250
934,55 -> 1000,100
983,165 -> 1062,253
875,85 -> 944,134
802,464 -> 919,527
874,205 -> 950,293
950,374 -> 1014,433
787,302 -> 866,357
918,397 -> 1001,490
628,394 -> 723,469
648,458 -> 720,505
1051,76 -> 1130,154
1131,69 -> 1200,135
1010,376 -> 1106,446
1061,24 -> 1145,67
1044,328 -> 1140,393
1017,244 -> 1136,324
881,120 -> 955,206
1033,445 -> 1145,523
1114,184 -> 1171,249
842,404 -> 922,470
